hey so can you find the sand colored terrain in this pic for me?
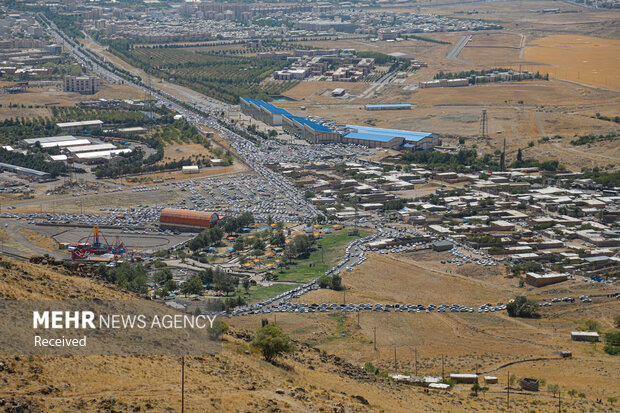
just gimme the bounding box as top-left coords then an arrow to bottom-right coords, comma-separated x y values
522,35 -> 620,91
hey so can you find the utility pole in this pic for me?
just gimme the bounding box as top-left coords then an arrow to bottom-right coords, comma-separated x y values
181,356 -> 185,413
343,287 -> 346,305
507,370 -> 510,410
441,355 -> 444,379
558,389 -> 561,413
393,347 -> 397,369
415,348 -> 418,376
373,327 -> 377,351
357,311 -> 360,328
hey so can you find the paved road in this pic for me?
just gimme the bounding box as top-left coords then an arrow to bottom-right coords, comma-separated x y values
446,34 -> 472,64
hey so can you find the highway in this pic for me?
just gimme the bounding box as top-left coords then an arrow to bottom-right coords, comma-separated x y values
41,15 -> 320,221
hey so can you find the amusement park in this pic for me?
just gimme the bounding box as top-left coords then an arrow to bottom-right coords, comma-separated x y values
66,226 -> 127,260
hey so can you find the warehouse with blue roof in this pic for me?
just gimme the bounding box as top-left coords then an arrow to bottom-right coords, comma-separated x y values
240,97 -> 439,150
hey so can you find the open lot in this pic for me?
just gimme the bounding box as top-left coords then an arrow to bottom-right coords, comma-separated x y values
521,35 -> 620,91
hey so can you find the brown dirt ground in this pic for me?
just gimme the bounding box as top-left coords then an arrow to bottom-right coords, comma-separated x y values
1,256 -> 617,412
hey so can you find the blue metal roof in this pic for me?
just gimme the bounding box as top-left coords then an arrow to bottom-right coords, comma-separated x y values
241,97 -> 293,116
242,97 -> 334,132
345,125 -> 433,142
288,115 -> 334,132
343,131 -> 401,142
365,104 -> 411,109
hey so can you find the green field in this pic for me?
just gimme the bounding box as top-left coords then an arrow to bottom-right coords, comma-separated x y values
242,283 -> 297,304
275,229 -> 370,282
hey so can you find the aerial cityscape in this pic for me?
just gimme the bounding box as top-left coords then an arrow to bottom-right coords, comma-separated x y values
0,0 -> 619,412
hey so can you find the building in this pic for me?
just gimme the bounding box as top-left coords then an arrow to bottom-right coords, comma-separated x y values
73,149 -> 132,162
524,272 -> 568,287
64,75 -> 101,94
570,331 -> 599,342
365,104 -> 411,111
68,143 -> 116,153
0,162 -> 50,179
159,208 -> 219,231
282,115 -> 340,144
240,98 -> 438,150
432,240 -> 453,251
450,374 -> 478,384
520,378 -> 539,392
56,120 -> 103,133
342,125 -> 440,150
332,88 -> 345,97
484,376 -> 498,384
182,165 -> 199,174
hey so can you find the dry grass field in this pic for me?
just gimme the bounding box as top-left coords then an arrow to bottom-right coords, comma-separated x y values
0,83 -> 143,120
230,250 -> 620,408
521,35 -> 620,90
1,256 -> 617,412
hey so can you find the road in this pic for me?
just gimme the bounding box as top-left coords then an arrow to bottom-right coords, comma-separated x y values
41,16 -> 320,221
446,34 -> 472,64
357,71 -> 399,100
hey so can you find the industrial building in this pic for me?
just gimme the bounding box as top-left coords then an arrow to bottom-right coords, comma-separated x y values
240,97 -> 439,150
21,135 -> 78,147
342,125 -> 440,150
68,143 -> 116,153
159,208 -> 220,231
41,139 -> 91,149
282,115 -> 341,144
74,148 -> 132,162
365,104 -> 411,111
56,120 -> 103,132
0,162 -> 50,179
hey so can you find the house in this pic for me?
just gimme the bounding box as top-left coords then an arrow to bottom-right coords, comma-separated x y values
524,272 -> 568,287
484,376 -> 498,384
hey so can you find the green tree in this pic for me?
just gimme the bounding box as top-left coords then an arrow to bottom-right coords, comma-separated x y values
252,237 -> 265,252
164,279 -> 178,293
331,274 -> 342,291
318,274 -> 331,288
233,238 -> 245,252
506,296 -> 539,318
181,276 -> 203,295
250,324 -> 295,362
154,268 -> 173,284
269,230 -> 285,247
